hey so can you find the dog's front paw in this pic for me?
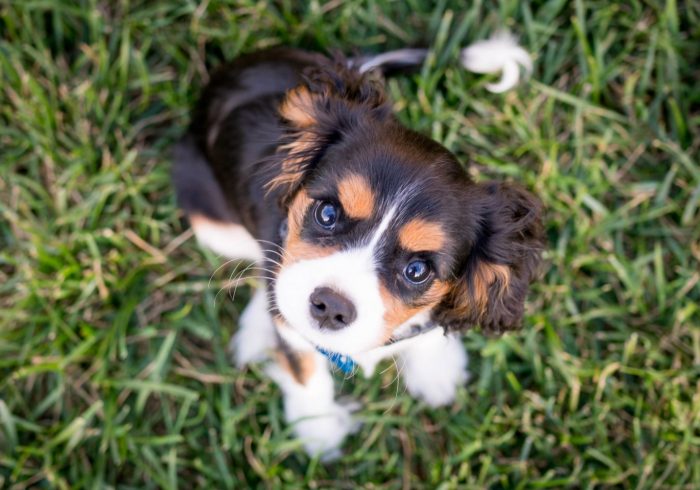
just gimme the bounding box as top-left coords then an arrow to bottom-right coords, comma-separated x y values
290,399 -> 362,461
404,365 -> 467,407
401,333 -> 468,407
267,351 -> 361,460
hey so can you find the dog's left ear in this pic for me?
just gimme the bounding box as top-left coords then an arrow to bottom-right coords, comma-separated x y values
267,59 -> 391,202
433,182 -> 545,334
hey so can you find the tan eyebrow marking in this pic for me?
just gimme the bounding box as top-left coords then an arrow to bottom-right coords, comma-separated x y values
337,174 -> 375,220
282,190 -> 339,264
398,219 -> 446,252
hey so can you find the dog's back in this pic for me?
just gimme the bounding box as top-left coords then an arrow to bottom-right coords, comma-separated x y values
173,48 -> 322,235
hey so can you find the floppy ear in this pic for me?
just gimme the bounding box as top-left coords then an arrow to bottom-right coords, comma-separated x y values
433,182 -> 545,334
266,57 -> 391,203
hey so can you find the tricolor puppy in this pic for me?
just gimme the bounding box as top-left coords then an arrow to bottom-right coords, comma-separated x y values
174,37 -> 544,459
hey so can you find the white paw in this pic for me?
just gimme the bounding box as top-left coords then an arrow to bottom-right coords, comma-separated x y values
290,400 -> 361,461
266,349 -> 362,460
404,364 -> 467,407
229,289 -> 276,368
400,332 -> 469,407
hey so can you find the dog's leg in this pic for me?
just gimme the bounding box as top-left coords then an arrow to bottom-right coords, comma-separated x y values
173,135 -> 264,262
190,215 -> 272,367
398,329 -> 469,407
266,339 -> 361,460
189,215 -> 263,262
228,287 -> 277,367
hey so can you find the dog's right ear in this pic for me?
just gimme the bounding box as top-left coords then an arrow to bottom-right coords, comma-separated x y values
266,59 -> 391,203
433,182 -> 545,334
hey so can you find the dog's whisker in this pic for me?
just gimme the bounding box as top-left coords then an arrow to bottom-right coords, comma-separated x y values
258,256 -> 284,268
213,259 -> 246,304
378,364 -> 394,377
383,354 -> 405,415
255,239 -> 291,259
251,267 -> 280,277
225,274 -> 275,289
255,238 -> 285,250
216,261 -> 254,303
207,258 -> 239,291
260,248 -> 286,262
252,262 -> 280,271
229,264 -> 262,302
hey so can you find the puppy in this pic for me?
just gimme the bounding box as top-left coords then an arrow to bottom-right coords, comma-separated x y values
173,41 -> 544,459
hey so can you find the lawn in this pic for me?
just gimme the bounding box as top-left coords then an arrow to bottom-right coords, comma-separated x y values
1,0 -> 699,488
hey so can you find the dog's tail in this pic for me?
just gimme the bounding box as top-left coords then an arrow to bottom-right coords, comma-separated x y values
353,31 -> 532,93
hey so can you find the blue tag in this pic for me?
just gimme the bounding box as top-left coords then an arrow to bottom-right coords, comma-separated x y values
316,347 -> 357,374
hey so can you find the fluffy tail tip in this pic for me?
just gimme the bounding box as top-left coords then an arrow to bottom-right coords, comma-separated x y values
460,31 -> 533,93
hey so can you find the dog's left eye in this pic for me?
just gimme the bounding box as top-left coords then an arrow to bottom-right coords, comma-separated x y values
314,201 -> 338,229
404,259 -> 431,284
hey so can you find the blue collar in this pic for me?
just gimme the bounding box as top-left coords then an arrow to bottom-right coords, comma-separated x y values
315,347 -> 357,374
315,322 -> 439,374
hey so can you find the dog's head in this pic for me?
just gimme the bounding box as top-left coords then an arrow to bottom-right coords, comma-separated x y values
269,59 -> 544,355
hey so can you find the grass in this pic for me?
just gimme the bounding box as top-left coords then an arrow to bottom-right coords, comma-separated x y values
1,0 -> 699,487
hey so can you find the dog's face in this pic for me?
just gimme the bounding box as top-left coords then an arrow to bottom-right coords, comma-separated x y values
271,63 -> 544,355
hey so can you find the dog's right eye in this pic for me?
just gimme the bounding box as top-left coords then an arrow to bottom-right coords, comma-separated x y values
314,201 -> 338,230
404,259 -> 431,284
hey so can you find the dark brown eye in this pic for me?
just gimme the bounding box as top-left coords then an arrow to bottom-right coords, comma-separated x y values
404,260 -> 430,284
314,201 -> 338,230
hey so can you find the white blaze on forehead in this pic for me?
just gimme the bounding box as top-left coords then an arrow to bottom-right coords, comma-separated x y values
362,181 -> 418,256
365,204 -> 397,255
274,203 -> 400,354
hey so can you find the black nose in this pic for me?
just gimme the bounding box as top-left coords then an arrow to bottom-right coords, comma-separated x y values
309,286 -> 357,330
